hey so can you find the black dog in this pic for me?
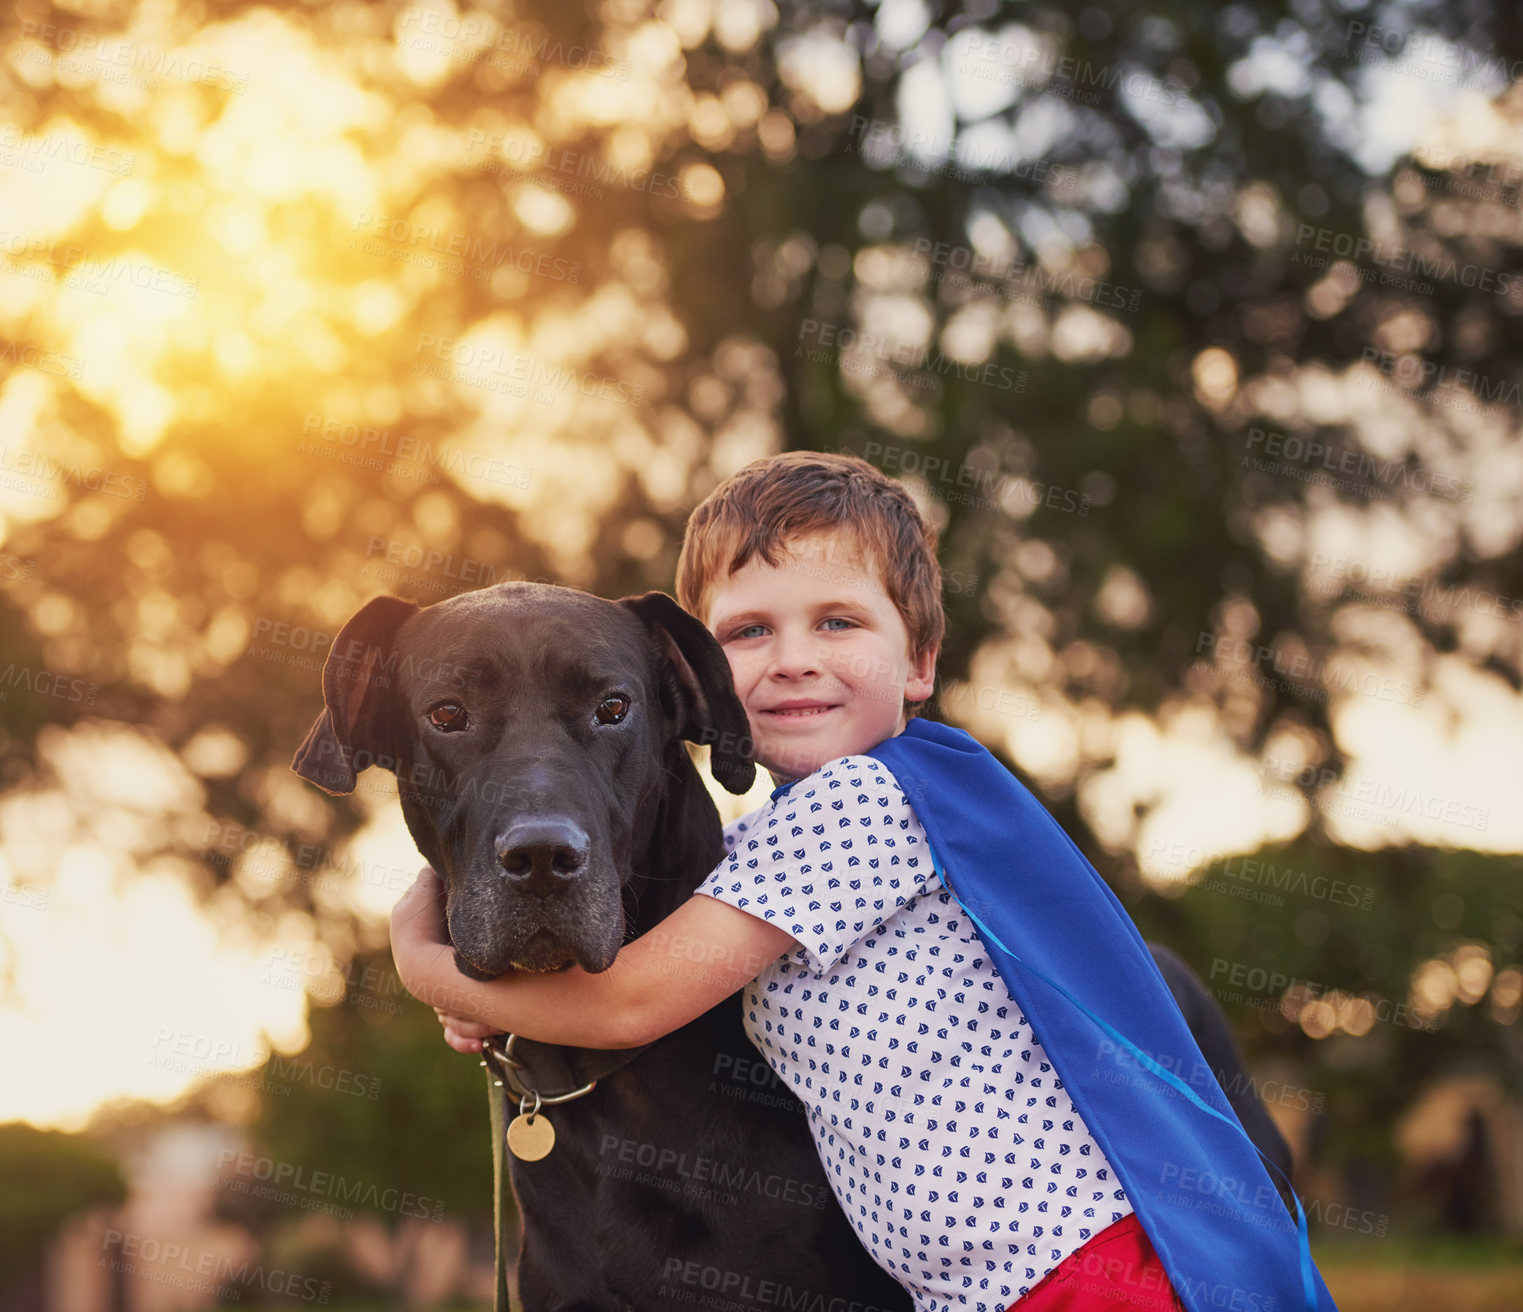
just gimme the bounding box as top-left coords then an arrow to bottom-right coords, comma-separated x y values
294,584 -> 914,1311
293,582 -> 1291,1309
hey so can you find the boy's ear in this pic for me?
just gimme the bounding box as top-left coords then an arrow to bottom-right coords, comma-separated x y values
620,591 -> 757,795
906,642 -> 939,705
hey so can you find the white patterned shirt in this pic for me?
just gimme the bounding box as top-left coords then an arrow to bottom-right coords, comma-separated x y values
694,755 -> 1132,1312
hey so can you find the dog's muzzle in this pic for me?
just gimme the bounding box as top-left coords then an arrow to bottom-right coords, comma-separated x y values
495,817 -> 590,893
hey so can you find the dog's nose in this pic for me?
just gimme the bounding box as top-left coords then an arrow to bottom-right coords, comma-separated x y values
495,818 -> 589,892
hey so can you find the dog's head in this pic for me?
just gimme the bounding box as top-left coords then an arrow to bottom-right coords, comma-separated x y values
292,583 -> 755,978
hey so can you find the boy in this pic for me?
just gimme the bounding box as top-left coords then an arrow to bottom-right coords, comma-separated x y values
391,452 -> 1333,1312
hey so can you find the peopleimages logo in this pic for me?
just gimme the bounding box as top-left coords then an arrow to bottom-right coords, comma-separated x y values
1308,551 -> 1523,622
598,1134 -> 832,1209
347,214 -> 581,283
796,320 -> 1028,393
912,237 -> 1143,311
397,7 -> 630,80
99,1230 -> 330,1304
0,342 -> 87,380
464,130 -> 684,199
659,1258 -> 897,1312
848,114 -> 1075,184
18,21 -> 250,93
1196,630 -> 1424,708
860,439 -> 1090,515
1147,837 -> 1376,911
216,1150 -> 443,1220
1242,424 -> 1472,504
412,333 -> 644,405
1344,20 -> 1523,90
1292,222 -> 1512,295
1207,958 -> 1440,1033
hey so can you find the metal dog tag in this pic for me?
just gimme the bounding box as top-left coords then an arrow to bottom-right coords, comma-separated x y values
507,1111 -> 555,1161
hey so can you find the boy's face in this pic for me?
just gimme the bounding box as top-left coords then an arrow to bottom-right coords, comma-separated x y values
704,531 -> 937,783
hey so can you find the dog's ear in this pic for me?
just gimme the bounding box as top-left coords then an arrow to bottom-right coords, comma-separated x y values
620,591 -> 756,795
292,595 -> 421,795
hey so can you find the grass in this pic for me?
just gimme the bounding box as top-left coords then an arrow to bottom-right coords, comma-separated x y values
1316,1236 -> 1523,1312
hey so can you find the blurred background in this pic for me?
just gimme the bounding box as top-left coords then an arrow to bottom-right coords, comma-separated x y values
1,0 -> 1521,1308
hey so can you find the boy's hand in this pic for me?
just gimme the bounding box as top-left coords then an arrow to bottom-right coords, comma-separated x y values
391,866 -> 505,1054
390,866 -> 455,1004
434,1008 -> 497,1054
391,863 -> 448,944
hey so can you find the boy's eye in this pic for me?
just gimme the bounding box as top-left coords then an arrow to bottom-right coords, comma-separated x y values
734,623 -> 767,639
821,617 -> 856,631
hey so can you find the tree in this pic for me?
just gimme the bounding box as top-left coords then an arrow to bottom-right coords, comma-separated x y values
230,952 -> 495,1303
1,0 -> 1520,1243
0,1122 -> 127,1309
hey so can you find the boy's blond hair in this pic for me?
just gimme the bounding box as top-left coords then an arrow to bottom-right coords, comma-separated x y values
675,451 -> 945,667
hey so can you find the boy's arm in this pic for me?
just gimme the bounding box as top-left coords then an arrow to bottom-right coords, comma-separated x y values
391,867 -> 798,1049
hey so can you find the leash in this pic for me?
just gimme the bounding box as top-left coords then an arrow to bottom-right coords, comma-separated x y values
481,1033 -> 654,1311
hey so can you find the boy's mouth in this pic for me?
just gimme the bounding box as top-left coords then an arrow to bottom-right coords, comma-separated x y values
761,701 -> 839,719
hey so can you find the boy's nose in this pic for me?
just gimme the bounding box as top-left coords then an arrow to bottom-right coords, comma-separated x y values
769,632 -> 825,678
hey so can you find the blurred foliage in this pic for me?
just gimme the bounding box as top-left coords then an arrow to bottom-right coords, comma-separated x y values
1131,841 -> 1523,1187
208,952 -> 496,1303
240,953 -> 494,1224
0,0 -> 1518,880
0,0 -> 1520,1248
0,1121 -> 127,1282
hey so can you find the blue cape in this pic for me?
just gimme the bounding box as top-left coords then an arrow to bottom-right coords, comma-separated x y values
854,719 -> 1337,1312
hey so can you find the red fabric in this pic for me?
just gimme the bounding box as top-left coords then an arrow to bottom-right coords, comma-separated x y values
1005,1214 -> 1184,1311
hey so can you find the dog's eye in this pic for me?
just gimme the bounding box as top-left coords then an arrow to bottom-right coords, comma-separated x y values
428,702 -> 470,732
595,695 -> 630,725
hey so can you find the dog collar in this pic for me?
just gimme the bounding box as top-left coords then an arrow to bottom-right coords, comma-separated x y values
480,1032 -> 653,1162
